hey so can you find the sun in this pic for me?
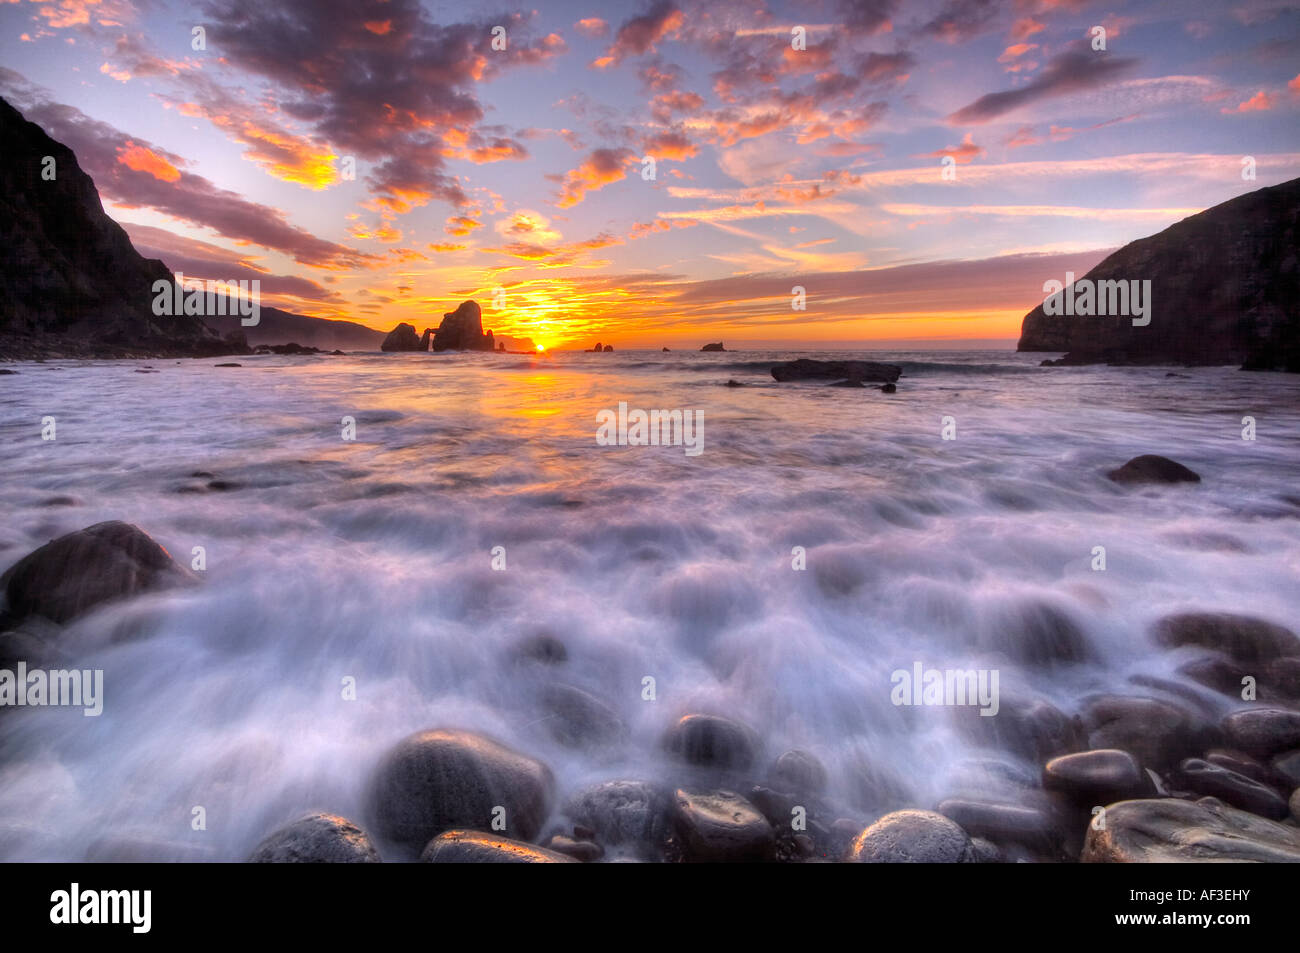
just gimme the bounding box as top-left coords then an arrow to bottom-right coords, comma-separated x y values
535,344 -> 546,352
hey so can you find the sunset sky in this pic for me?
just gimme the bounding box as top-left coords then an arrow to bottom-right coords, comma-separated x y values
2,0 -> 1298,348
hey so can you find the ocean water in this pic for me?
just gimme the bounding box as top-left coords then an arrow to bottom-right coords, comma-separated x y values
1,348 -> 1298,860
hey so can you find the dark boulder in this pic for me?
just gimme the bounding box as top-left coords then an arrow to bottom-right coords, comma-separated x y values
380,322 -> 424,352
562,780 -> 670,858
419,830 -> 576,863
0,521 -> 194,627
1221,708 -> 1300,758
771,359 -> 901,383
671,789 -> 775,862
700,342 -> 726,351
1082,797 -> 1300,862
769,749 -> 828,795
846,809 -> 975,863
663,713 -> 759,771
1080,695 -> 1218,770
248,813 -> 381,863
1174,758 -> 1290,819
1042,749 -> 1152,804
1106,454 -> 1200,484
431,301 -> 493,351
367,729 -> 554,850
1154,612 -> 1300,663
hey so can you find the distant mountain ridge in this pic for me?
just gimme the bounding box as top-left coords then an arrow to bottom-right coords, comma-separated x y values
1018,178 -> 1300,371
0,95 -> 378,358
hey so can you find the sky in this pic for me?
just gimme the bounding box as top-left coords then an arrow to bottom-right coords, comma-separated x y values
2,0 -> 1298,349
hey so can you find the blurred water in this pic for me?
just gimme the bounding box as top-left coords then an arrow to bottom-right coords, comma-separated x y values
0,349 -> 1297,860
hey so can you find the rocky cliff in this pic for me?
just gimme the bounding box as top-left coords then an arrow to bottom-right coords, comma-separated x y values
0,96 -> 238,357
1018,178 -> 1299,371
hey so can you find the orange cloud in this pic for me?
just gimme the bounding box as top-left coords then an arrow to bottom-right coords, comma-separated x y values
556,148 -> 634,208
1222,91 -> 1275,113
445,215 -> 483,236
575,18 -> 608,38
915,132 -> 985,165
115,141 -> 181,182
364,20 -> 392,35
1010,17 -> 1045,41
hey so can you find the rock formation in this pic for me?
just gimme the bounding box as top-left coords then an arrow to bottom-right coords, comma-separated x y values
430,300 -> 494,351
1018,177 -> 1300,371
380,323 -> 424,352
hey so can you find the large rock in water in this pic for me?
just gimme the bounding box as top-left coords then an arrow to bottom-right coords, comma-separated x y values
771,359 -> 901,383
1082,797 -> 1300,862
1018,177 -> 1300,371
1106,454 -> 1200,484
1152,612 -> 1300,663
0,96 -> 240,358
380,322 -> 423,352
420,830 -> 576,863
367,729 -> 554,849
846,809 -> 976,863
431,300 -> 494,351
247,813 -> 381,863
0,521 -> 194,627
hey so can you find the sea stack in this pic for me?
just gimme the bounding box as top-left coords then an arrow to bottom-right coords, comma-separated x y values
430,300 -> 494,352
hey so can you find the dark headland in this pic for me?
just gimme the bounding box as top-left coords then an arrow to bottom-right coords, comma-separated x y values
1018,177 -> 1300,372
0,96 -> 379,360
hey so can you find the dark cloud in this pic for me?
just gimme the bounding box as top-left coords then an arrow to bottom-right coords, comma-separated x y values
947,46 -> 1139,124
198,0 -> 562,212
595,1 -> 683,67
921,0 -> 1003,43
123,224 -> 345,301
836,0 -> 898,32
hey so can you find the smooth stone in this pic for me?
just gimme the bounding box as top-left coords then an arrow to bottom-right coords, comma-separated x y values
509,633 -> 567,665
1154,612 -> 1300,663
936,798 -> 1061,850
1081,695 -> 1218,770
1292,789 -> 1300,823
953,695 -> 1083,763
247,813 -> 381,863
1043,749 -> 1151,804
1177,655 -> 1252,698
540,684 -> 625,749
419,830 -> 576,863
846,809 -> 975,863
1106,454 -> 1201,485
1221,708 -> 1300,757
769,749 -> 828,794
0,521 -> 193,626
1175,758 -> 1290,819
1204,748 -> 1273,785
662,713 -> 759,771
671,789 -> 775,862
562,780 -> 669,855
543,834 -> 603,862
1270,750 -> 1300,788
1082,797 -> 1300,862
770,359 -> 901,383
368,729 -> 554,849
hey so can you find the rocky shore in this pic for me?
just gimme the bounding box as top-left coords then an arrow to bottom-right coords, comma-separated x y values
3,480 -> 1298,862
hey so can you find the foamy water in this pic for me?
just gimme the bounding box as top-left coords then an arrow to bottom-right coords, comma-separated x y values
1,349 -> 1298,860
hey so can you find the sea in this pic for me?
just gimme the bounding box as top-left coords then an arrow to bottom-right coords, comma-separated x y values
1,348 -> 1298,860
